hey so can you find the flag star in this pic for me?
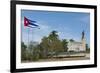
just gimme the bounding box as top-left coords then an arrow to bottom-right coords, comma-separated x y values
26,21 -> 28,24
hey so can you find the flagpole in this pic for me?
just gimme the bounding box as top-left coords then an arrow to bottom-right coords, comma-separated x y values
31,28 -> 33,43
32,28 -> 33,43
24,17 -> 40,46
28,27 -> 29,47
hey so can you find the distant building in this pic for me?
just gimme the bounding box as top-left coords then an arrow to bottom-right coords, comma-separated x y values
68,31 -> 86,52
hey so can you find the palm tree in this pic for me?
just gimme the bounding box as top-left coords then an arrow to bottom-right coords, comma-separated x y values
48,30 -> 64,55
69,39 -> 75,42
49,30 -> 58,40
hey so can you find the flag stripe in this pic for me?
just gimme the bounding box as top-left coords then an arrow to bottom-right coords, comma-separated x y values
29,22 -> 39,27
28,19 -> 36,23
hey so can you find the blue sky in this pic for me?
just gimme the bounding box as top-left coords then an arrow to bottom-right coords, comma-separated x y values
21,10 -> 90,46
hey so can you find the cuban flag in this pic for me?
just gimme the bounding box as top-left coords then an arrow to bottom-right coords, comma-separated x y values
24,17 -> 39,28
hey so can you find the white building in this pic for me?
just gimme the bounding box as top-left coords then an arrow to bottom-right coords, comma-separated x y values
68,31 -> 86,52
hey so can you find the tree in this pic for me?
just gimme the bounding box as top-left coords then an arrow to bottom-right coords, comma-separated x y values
48,30 -> 63,55
86,44 -> 90,53
24,41 -> 39,61
39,30 -> 64,57
32,46 -> 40,61
21,42 -> 27,61
62,39 -> 68,52
40,37 -> 50,58
28,41 -> 35,53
